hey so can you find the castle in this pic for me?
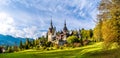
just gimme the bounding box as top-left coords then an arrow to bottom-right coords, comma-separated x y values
47,20 -> 69,45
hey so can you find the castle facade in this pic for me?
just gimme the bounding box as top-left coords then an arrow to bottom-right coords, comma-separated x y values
47,20 -> 69,45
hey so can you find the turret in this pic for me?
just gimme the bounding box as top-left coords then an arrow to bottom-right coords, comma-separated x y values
63,20 -> 68,32
50,19 -> 53,29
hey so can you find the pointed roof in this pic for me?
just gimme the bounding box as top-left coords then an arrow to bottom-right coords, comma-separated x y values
50,19 -> 53,29
63,20 -> 68,32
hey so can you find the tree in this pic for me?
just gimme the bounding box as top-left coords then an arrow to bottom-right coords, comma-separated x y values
93,0 -> 112,42
80,37 -> 83,46
81,29 -> 93,40
89,29 -> 93,38
97,0 -> 120,49
19,40 -> 23,49
35,39 -> 40,46
45,41 -> 52,47
93,23 -> 103,42
25,38 -> 30,49
0,46 -> 3,53
67,36 -> 79,44
8,46 -> 13,53
32,40 -> 35,47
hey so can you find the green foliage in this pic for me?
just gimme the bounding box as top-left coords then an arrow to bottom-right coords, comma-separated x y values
35,39 -> 40,46
0,46 -> 3,53
93,23 -> 103,42
41,46 -> 47,50
14,46 -> 19,52
67,36 -> 79,44
19,40 -> 23,49
45,41 -> 53,47
32,40 -> 35,47
54,44 -> 59,49
36,45 -> 40,50
73,43 -> 81,47
97,0 -> 120,49
80,38 -> 83,46
89,29 -> 93,38
7,46 -> 13,53
25,38 -> 30,49
81,29 -> 93,40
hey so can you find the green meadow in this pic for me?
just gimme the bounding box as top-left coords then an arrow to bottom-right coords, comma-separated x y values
0,42 -> 119,58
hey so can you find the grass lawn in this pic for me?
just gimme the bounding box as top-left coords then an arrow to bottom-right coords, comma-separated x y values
0,42 -> 119,58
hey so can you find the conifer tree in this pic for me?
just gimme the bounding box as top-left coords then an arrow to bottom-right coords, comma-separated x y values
19,40 -> 23,49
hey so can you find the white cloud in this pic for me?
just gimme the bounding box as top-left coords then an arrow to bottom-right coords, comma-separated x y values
0,12 -> 14,34
0,0 -> 101,39
0,12 -> 46,39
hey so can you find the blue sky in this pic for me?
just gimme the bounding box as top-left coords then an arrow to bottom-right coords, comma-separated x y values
0,0 -> 101,39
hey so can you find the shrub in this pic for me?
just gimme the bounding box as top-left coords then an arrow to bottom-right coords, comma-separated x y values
8,46 -> 13,53
64,44 -> 69,47
54,44 -> 59,49
45,42 -> 52,47
0,47 -> 3,53
73,43 -> 81,47
14,46 -> 19,52
49,47 -> 54,50
60,46 -> 63,49
83,39 -> 90,45
41,46 -> 47,50
45,48 -> 49,51
67,36 -> 79,44
72,45 -> 75,48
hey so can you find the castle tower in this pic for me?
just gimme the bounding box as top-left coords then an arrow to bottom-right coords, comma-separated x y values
63,20 -> 68,41
50,19 -> 53,29
63,20 -> 68,34
48,19 -> 55,42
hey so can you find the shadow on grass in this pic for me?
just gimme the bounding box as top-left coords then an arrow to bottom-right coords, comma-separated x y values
36,49 -> 84,58
81,48 -> 120,58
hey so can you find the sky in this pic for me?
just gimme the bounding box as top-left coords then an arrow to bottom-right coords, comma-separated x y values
0,0 -> 101,39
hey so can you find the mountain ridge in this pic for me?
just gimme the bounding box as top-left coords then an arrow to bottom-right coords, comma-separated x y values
0,34 -> 31,46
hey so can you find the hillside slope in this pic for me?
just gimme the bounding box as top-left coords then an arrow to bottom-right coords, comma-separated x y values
0,42 -> 119,58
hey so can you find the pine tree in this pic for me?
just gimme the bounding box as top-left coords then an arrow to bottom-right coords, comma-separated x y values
19,40 -> 23,49
25,38 -> 30,49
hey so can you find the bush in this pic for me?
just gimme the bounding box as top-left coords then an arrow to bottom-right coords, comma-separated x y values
45,42 -> 52,47
83,39 -> 90,45
64,44 -> 69,47
14,46 -> 19,52
46,48 -> 49,51
73,43 -> 81,47
54,44 -> 59,49
49,47 -> 54,50
72,45 -> 75,48
36,45 -> 40,50
60,46 -> 64,49
8,46 -> 14,53
0,47 -> 3,53
67,36 -> 79,44
41,46 -> 47,50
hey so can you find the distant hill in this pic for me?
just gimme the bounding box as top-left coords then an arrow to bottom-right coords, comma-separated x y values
0,34 -> 33,46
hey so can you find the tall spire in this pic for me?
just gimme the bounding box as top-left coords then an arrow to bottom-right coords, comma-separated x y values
63,20 -> 68,31
50,17 -> 53,29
